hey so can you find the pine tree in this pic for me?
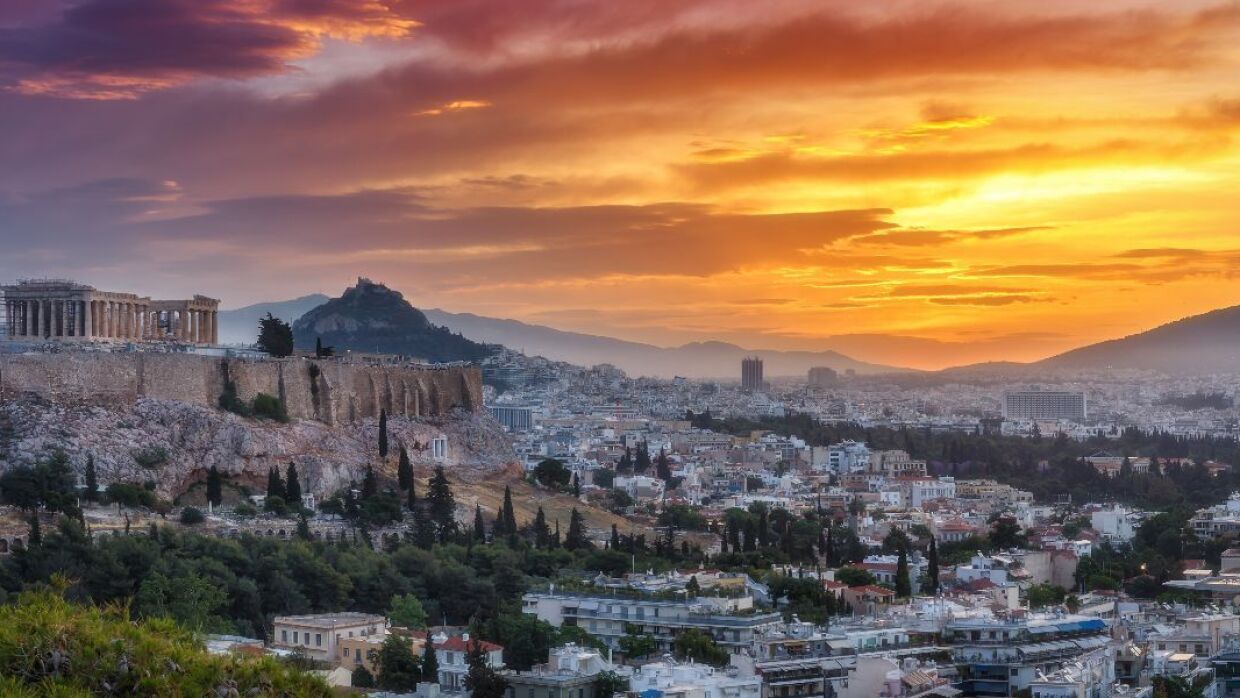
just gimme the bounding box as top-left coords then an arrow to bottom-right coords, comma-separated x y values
474,505 -> 487,542
500,485 -> 517,536
565,508 -> 589,550
285,463 -> 302,508
361,465 -> 379,499
427,465 -> 457,543
655,448 -> 673,483
205,465 -> 222,507
895,545 -> 912,598
266,465 -> 285,500
378,409 -> 389,461
398,446 -> 413,491
534,507 -> 550,549
422,641 -> 440,684
84,455 -> 98,502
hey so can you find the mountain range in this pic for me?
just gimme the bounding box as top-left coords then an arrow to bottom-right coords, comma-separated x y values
218,290 -> 1240,378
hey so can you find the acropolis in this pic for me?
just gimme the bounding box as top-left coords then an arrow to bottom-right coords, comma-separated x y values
1,279 -> 220,344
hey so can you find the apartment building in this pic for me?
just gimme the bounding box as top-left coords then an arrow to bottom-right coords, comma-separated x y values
521,591 -> 781,654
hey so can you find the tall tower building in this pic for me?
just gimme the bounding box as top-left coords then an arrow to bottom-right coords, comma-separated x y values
741,356 -> 765,392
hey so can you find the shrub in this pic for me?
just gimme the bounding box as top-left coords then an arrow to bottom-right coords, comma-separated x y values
132,446 -> 169,469
234,501 -> 258,517
180,507 -> 206,525
264,495 -> 289,517
252,393 -> 289,422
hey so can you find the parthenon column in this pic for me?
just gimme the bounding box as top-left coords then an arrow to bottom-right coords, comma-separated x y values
83,300 -> 93,338
24,301 -> 33,337
196,311 -> 204,342
211,311 -> 218,344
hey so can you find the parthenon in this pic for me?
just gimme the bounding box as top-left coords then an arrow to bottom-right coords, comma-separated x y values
2,279 -> 220,344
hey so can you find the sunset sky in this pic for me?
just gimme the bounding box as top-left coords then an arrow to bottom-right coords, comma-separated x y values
3,1 -> 1240,369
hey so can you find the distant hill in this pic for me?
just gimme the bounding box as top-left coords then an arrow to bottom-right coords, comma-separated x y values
292,279 -> 495,362
422,308 -> 904,378
217,294 -> 330,345
1038,304 -> 1240,373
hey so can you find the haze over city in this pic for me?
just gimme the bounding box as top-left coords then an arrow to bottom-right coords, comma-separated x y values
4,1 -> 1240,369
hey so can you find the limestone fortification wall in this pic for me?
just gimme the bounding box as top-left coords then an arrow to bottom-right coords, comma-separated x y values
0,352 -> 482,422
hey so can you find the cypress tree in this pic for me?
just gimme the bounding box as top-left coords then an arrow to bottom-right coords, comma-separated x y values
285,463 -> 302,507
422,641 -> 440,684
205,465 -> 222,507
925,536 -> 940,594
266,465 -> 285,500
825,526 -> 835,567
565,508 -> 589,550
552,520 -> 561,548
378,409 -> 389,461
895,545 -> 912,598
571,472 -> 580,498
634,443 -> 651,473
413,504 -> 436,549
361,465 -> 379,500
474,505 -> 487,542
84,455 -> 99,502
28,513 -> 40,547
500,485 -> 517,536
610,524 -> 621,550
534,507 -> 550,548
296,512 -> 312,540
427,465 -> 457,542
406,480 -> 417,512
655,448 -> 673,482
397,446 -> 413,491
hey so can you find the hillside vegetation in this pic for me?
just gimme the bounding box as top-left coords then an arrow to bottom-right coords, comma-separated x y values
0,581 -> 329,697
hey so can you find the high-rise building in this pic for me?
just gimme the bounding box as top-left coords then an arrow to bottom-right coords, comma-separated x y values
807,366 -> 838,387
741,356 -> 765,392
1002,390 -> 1087,422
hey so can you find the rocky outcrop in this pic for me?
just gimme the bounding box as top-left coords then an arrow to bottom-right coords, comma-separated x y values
292,278 -> 496,362
0,398 -> 514,499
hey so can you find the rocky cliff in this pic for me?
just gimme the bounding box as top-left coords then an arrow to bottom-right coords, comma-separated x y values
0,352 -> 482,424
0,351 -> 511,499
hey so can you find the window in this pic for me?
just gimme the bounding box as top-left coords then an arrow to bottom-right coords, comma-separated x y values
282,630 -> 288,643
316,633 -> 322,647
293,631 -> 299,644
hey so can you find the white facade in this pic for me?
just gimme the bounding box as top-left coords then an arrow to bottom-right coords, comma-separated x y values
826,441 -> 870,474
625,661 -> 761,698
1090,505 -> 1138,543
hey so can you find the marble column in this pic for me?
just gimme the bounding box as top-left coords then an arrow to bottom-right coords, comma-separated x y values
211,311 -> 219,344
83,300 -> 93,339
24,301 -> 33,337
